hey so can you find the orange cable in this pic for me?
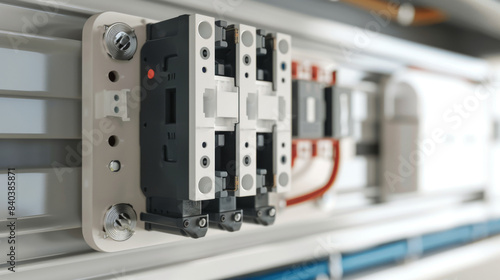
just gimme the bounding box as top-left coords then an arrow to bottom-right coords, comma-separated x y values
292,140 -> 298,167
340,0 -> 446,26
287,139 -> 340,206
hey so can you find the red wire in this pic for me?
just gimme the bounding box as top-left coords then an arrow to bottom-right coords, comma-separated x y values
286,139 -> 340,207
292,140 -> 298,167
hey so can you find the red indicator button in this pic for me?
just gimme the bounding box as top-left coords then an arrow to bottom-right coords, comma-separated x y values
147,69 -> 155,79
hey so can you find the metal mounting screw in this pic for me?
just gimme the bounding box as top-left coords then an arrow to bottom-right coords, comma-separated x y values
220,215 -> 226,222
183,219 -> 190,228
115,213 -> 132,230
103,204 -> 136,241
234,212 -> 242,222
114,31 -> 131,51
198,218 -> 207,227
103,22 -> 137,60
257,210 -> 263,217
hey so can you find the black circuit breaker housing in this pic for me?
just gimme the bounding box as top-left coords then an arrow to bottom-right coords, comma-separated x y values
140,15 -> 208,238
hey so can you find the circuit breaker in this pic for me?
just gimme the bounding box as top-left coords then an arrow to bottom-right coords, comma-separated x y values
82,12 -> 291,251
292,80 -> 325,138
291,79 -> 353,140
325,85 -> 353,139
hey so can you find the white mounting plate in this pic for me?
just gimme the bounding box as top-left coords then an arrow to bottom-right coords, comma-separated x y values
82,12 -> 292,252
81,12 -> 191,252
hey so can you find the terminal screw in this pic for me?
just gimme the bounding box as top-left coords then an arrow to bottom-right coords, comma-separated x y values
268,208 -> 276,217
234,212 -> 242,222
198,218 -> 207,227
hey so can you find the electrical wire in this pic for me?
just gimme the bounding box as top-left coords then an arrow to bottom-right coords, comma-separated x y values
287,139 -> 340,207
339,0 -> 446,26
292,140 -> 298,167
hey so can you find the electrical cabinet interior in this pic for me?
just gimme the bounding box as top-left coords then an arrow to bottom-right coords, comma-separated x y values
82,12 -> 291,251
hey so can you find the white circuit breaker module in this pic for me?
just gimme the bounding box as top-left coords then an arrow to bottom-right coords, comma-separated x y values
82,12 -> 291,251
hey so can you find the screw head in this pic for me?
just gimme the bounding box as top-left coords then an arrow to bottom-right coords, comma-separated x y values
183,219 -> 190,228
243,155 -> 251,166
220,215 -> 226,222
198,218 -> 207,227
200,156 -> 210,168
103,204 -> 137,241
257,210 -> 263,217
108,160 -> 121,172
114,31 -> 131,51
115,213 -> 131,230
243,54 -> 251,65
234,212 -> 242,222
268,208 -> 276,217
104,22 -> 137,60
